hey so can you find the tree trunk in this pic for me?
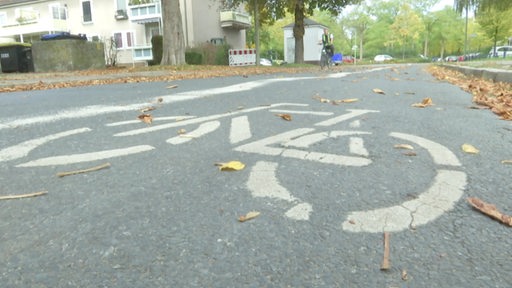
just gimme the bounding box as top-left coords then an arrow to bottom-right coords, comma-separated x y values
293,0 -> 305,64
161,0 -> 186,65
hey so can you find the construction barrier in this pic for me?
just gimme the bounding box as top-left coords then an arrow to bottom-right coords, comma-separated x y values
228,49 -> 256,66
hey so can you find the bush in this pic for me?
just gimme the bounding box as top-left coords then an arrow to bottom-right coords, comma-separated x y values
185,51 -> 203,64
149,35 -> 163,66
214,44 -> 230,65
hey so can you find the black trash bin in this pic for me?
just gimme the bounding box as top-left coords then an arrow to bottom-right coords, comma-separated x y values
0,43 -> 34,73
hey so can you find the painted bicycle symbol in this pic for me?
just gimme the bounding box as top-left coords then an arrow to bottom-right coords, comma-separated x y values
0,102 -> 466,234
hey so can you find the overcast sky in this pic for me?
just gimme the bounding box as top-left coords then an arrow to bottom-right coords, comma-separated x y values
431,0 -> 454,11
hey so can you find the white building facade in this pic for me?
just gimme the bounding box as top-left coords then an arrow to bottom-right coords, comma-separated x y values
0,0 -> 251,65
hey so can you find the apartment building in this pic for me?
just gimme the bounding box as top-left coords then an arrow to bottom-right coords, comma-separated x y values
0,0 -> 251,65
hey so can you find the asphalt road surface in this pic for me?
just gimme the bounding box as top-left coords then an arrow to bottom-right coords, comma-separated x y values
1,64 -> 511,287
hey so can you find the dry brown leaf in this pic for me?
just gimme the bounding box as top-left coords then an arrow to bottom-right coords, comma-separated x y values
403,151 -> 417,156
372,88 -> 385,94
462,143 -> 479,154
394,144 -> 414,150
138,114 -> 153,124
467,197 -> 512,226
313,95 -> 330,103
238,211 -> 260,222
140,106 -> 156,113
333,98 -> 359,104
276,114 -> 292,121
166,84 -> 178,89
501,159 -> 512,164
401,270 -> 408,281
412,97 -> 433,108
177,129 -> 186,135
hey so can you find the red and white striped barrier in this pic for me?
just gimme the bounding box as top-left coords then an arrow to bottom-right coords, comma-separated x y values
229,49 -> 256,66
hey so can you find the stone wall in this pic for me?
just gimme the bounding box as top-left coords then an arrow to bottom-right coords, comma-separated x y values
32,40 -> 105,72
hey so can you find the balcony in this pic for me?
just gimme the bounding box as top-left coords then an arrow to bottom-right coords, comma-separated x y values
220,10 -> 251,30
128,0 -> 161,24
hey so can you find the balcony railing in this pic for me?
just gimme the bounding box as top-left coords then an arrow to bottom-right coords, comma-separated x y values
220,10 -> 251,30
128,0 -> 161,23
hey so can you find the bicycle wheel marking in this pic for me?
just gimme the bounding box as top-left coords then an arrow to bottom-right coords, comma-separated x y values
247,161 -> 312,221
342,170 -> 466,233
16,145 -> 155,167
0,127 -> 91,162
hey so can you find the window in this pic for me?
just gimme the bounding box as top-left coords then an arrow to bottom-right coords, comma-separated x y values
113,31 -> 134,49
0,12 -> 7,26
49,4 -> 66,20
81,0 -> 92,23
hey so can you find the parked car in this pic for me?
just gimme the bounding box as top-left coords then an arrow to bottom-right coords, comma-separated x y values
374,54 -> 393,62
488,46 -> 512,58
259,58 -> 272,66
445,55 -> 458,62
343,55 -> 355,63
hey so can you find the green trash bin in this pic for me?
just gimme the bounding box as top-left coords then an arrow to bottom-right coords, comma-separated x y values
0,43 -> 34,73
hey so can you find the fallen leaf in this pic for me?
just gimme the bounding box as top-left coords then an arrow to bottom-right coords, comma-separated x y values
501,160 -> 512,164
333,98 -> 359,104
313,95 -> 330,103
372,88 -> 385,94
412,97 -> 433,108
140,106 -> 156,113
215,161 -> 245,171
401,270 -> 408,281
394,144 -> 414,150
238,211 -> 260,222
403,151 -> 417,156
138,114 -> 153,124
462,144 -> 479,154
467,197 -> 512,226
276,114 -> 292,121
177,129 -> 186,135
157,97 -> 163,103
166,84 -> 178,89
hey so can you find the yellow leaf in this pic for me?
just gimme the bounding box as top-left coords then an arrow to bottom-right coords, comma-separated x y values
373,88 -> 385,94
238,211 -> 260,222
216,161 -> 245,171
462,144 -> 479,154
313,95 -> 330,103
276,114 -> 292,121
394,144 -> 414,150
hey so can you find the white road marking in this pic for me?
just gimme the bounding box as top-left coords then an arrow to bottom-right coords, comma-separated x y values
106,116 -> 196,126
114,103 -> 308,137
269,109 -> 334,116
315,109 -> 379,127
349,137 -> 369,157
236,129 -> 372,167
342,170 -> 467,233
0,127 -> 91,162
390,132 -> 461,166
349,120 -> 361,128
247,161 -> 312,220
166,121 -> 220,145
16,145 -> 155,167
285,203 -> 313,221
0,69 -> 383,131
230,116 -> 251,144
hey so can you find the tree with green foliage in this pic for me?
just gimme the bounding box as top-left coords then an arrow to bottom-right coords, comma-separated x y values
477,7 -> 512,55
222,0 -> 361,63
343,4 -> 373,60
430,7 -> 464,58
390,3 -> 424,59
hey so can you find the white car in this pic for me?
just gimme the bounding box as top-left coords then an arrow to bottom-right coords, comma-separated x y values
374,54 -> 393,62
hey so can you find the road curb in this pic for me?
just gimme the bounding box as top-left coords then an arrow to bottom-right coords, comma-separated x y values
442,64 -> 512,84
